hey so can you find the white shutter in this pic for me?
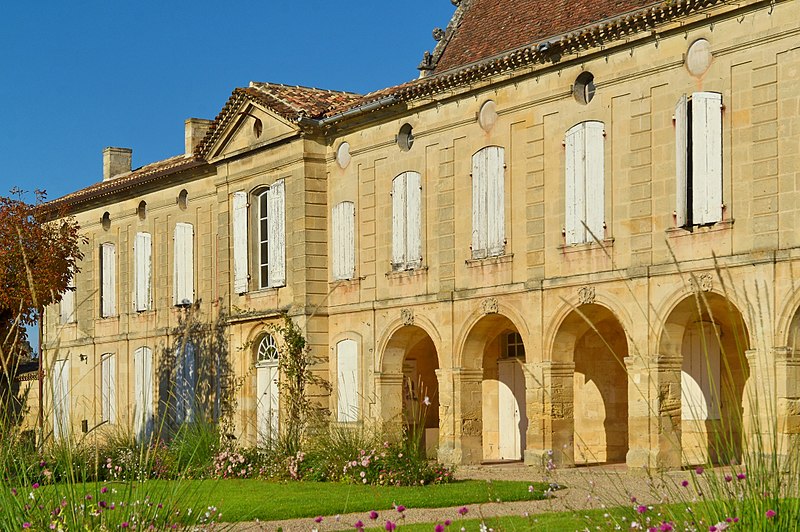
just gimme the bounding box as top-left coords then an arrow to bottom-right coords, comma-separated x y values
53,359 -> 70,441
392,173 -> 407,267
336,339 -> 359,422
101,243 -> 116,317
486,147 -> 505,256
268,180 -> 286,287
134,232 -> 151,312
232,191 -> 249,294
134,347 -> 153,442
471,150 -> 487,258
675,94 -> 688,227
60,273 -> 75,325
692,92 -> 723,224
101,353 -> 116,424
564,125 -> 581,244
584,121 -> 605,241
333,202 -> 355,280
173,223 -> 194,306
176,343 -> 196,424
405,171 -> 422,267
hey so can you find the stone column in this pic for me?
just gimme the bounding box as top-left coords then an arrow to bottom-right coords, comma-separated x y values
452,368 -> 483,464
435,368 -> 457,464
771,347 -> 800,459
375,372 -> 404,435
523,360 -> 575,468
744,348 -> 776,456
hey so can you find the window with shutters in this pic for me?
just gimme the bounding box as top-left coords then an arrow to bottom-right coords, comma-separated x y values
60,272 -> 75,325
675,92 -> 723,228
175,341 -> 196,424
133,346 -> 154,442
173,223 -> 194,306
100,243 -> 116,317
564,121 -> 605,245
391,172 -> 423,271
231,181 -> 286,294
471,146 -> 505,259
336,339 -> 358,422
100,353 -> 116,424
332,201 -> 356,280
134,232 -> 152,312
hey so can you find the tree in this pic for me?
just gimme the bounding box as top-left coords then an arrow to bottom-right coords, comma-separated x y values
0,189 -> 84,380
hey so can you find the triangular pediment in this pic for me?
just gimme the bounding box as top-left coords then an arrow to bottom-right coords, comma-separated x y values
205,101 -> 298,162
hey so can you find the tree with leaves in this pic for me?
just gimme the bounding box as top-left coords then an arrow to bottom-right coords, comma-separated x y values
0,189 -> 84,387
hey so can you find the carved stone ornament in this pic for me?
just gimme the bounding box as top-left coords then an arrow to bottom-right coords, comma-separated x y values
690,273 -> 713,292
578,286 -> 596,305
451,0 -> 461,5
401,308 -> 414,326
432,27 -> 445,41
481,297 -> 499,315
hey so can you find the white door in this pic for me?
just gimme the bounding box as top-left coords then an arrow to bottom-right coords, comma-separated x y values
498,359 -> 527,460
52,359 -> 70,441
133,347 -> 154,442
256,335 -> 280,443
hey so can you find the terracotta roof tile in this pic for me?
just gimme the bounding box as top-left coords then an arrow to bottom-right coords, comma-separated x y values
247,82 -> 362,120
433,0 -> 659,73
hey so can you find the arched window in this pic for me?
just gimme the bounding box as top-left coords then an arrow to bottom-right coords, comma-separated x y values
257,334 -> 279,366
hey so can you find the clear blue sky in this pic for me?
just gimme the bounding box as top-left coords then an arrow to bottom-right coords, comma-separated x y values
2,1 -> 455,349
0,1 -> 455,200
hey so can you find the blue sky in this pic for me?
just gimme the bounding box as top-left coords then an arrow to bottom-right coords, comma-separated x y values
0,1 -> 455,200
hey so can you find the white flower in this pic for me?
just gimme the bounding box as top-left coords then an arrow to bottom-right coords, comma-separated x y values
479,523 -> 488,532
423,396 -> 431,406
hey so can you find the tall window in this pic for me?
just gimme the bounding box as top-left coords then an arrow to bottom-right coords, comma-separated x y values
175,342 -> 196,424
133,346 -> 154,442
471,146 -> 505,259
100,353 -> 116,424
675,92 -> 723,227
332,201 -> 355,280
60,272 -> 75,325
173,223 -> 194,306
52,359 -> 70,441
134,232 -> 152,312
565,121 -> 605,245
336,339 -> 358,422
392,172 -> 423,271
504,332 -> 525,358
100,243 -> 116,317
231,181 -> 285,294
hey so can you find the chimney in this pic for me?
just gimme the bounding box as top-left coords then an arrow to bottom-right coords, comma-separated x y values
102,147 -> 132,181
185,118 -> 213,156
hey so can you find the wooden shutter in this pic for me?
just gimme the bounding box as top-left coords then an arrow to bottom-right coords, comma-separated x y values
176,343 -> 196,424
101,353 -> 116,424
101,243 -> 116,317
134,347 -> 153,442
675,94 -> 689,227
232,191 -> 249,294
486,147 -> 505,256
564,125 -> 583,244
471,150 -> 487,258
692,92 -> 723,224
173,223 -> 194,306
584,121 -> 605,241
134,232 -> 151,312
52,359 -> 70,440
333,201 -> 355,280
268,180 -> 286,287
405,171 -> 422,267
336,339 -> 359,422
392,173 -> 407,267
60,272 -> 75,325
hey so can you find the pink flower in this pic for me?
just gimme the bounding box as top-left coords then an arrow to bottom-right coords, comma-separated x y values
695,466 -> 704,475
445,519 -> 452,525
637,505 -> 648,514
766,509 -> 776,519
23,524 -> 30,529
737,473 -> 746,480
435,525 -> 445,532
314,516 -> 323,523
32,483 -> 39,489
396,505 -> 406,513
354,520 -> 365,530
458,506 -> 468,516
659,523 -> 674,531
681,480 -> 689,487
101,486 -> 108,494
724,474 -> 733,482
369,511 -> 379,520
385,520 -> 396,531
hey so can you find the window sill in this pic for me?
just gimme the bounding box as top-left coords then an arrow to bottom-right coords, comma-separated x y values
666,219 -> 734,237
386,266 -> 428,279
465,253 -> 513,267
558,237 -> 614,253
329,277 -> 363,288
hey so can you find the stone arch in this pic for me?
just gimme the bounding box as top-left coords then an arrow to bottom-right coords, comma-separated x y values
455,301 -> 529,370
457,312 -> 528,463
547,303 -> 630,466
776,288 -> 800,349
657,291 -> 750,466
377,323 -> 441,457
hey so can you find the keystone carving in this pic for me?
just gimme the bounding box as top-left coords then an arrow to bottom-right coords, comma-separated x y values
401,308 -> 414,326
690,273 -> 713,292
578,286 -> 596,305
481,297 -> 499,315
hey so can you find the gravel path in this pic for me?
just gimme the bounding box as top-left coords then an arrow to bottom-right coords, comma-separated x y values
225,463 -> 692,531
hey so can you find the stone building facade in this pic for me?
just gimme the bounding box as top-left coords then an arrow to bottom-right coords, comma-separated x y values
40,0 -> 800,469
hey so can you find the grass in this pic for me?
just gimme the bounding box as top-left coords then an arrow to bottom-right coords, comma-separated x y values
110,479 -> 550,522
374,509 -> 613,531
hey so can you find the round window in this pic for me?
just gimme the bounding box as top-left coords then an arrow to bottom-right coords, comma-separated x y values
573,72 -> 596,105
478,100 -> 498,132
686,39 -> 712,77
397,123 -> 414,152
177,189 -> 189,210
101,212 -> 111,231
137,200 -> 147,221
336,142 -> 351,169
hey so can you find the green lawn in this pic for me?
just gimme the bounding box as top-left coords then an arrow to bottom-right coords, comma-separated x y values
377,509 -> 614,531
117,479 -> 548,522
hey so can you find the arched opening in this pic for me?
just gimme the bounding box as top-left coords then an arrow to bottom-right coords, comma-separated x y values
659,292 -> 749,466
380,325 -> 440,458
551,304 -> 629,466
255,334 -> 280,444
460,314 -> 528,463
